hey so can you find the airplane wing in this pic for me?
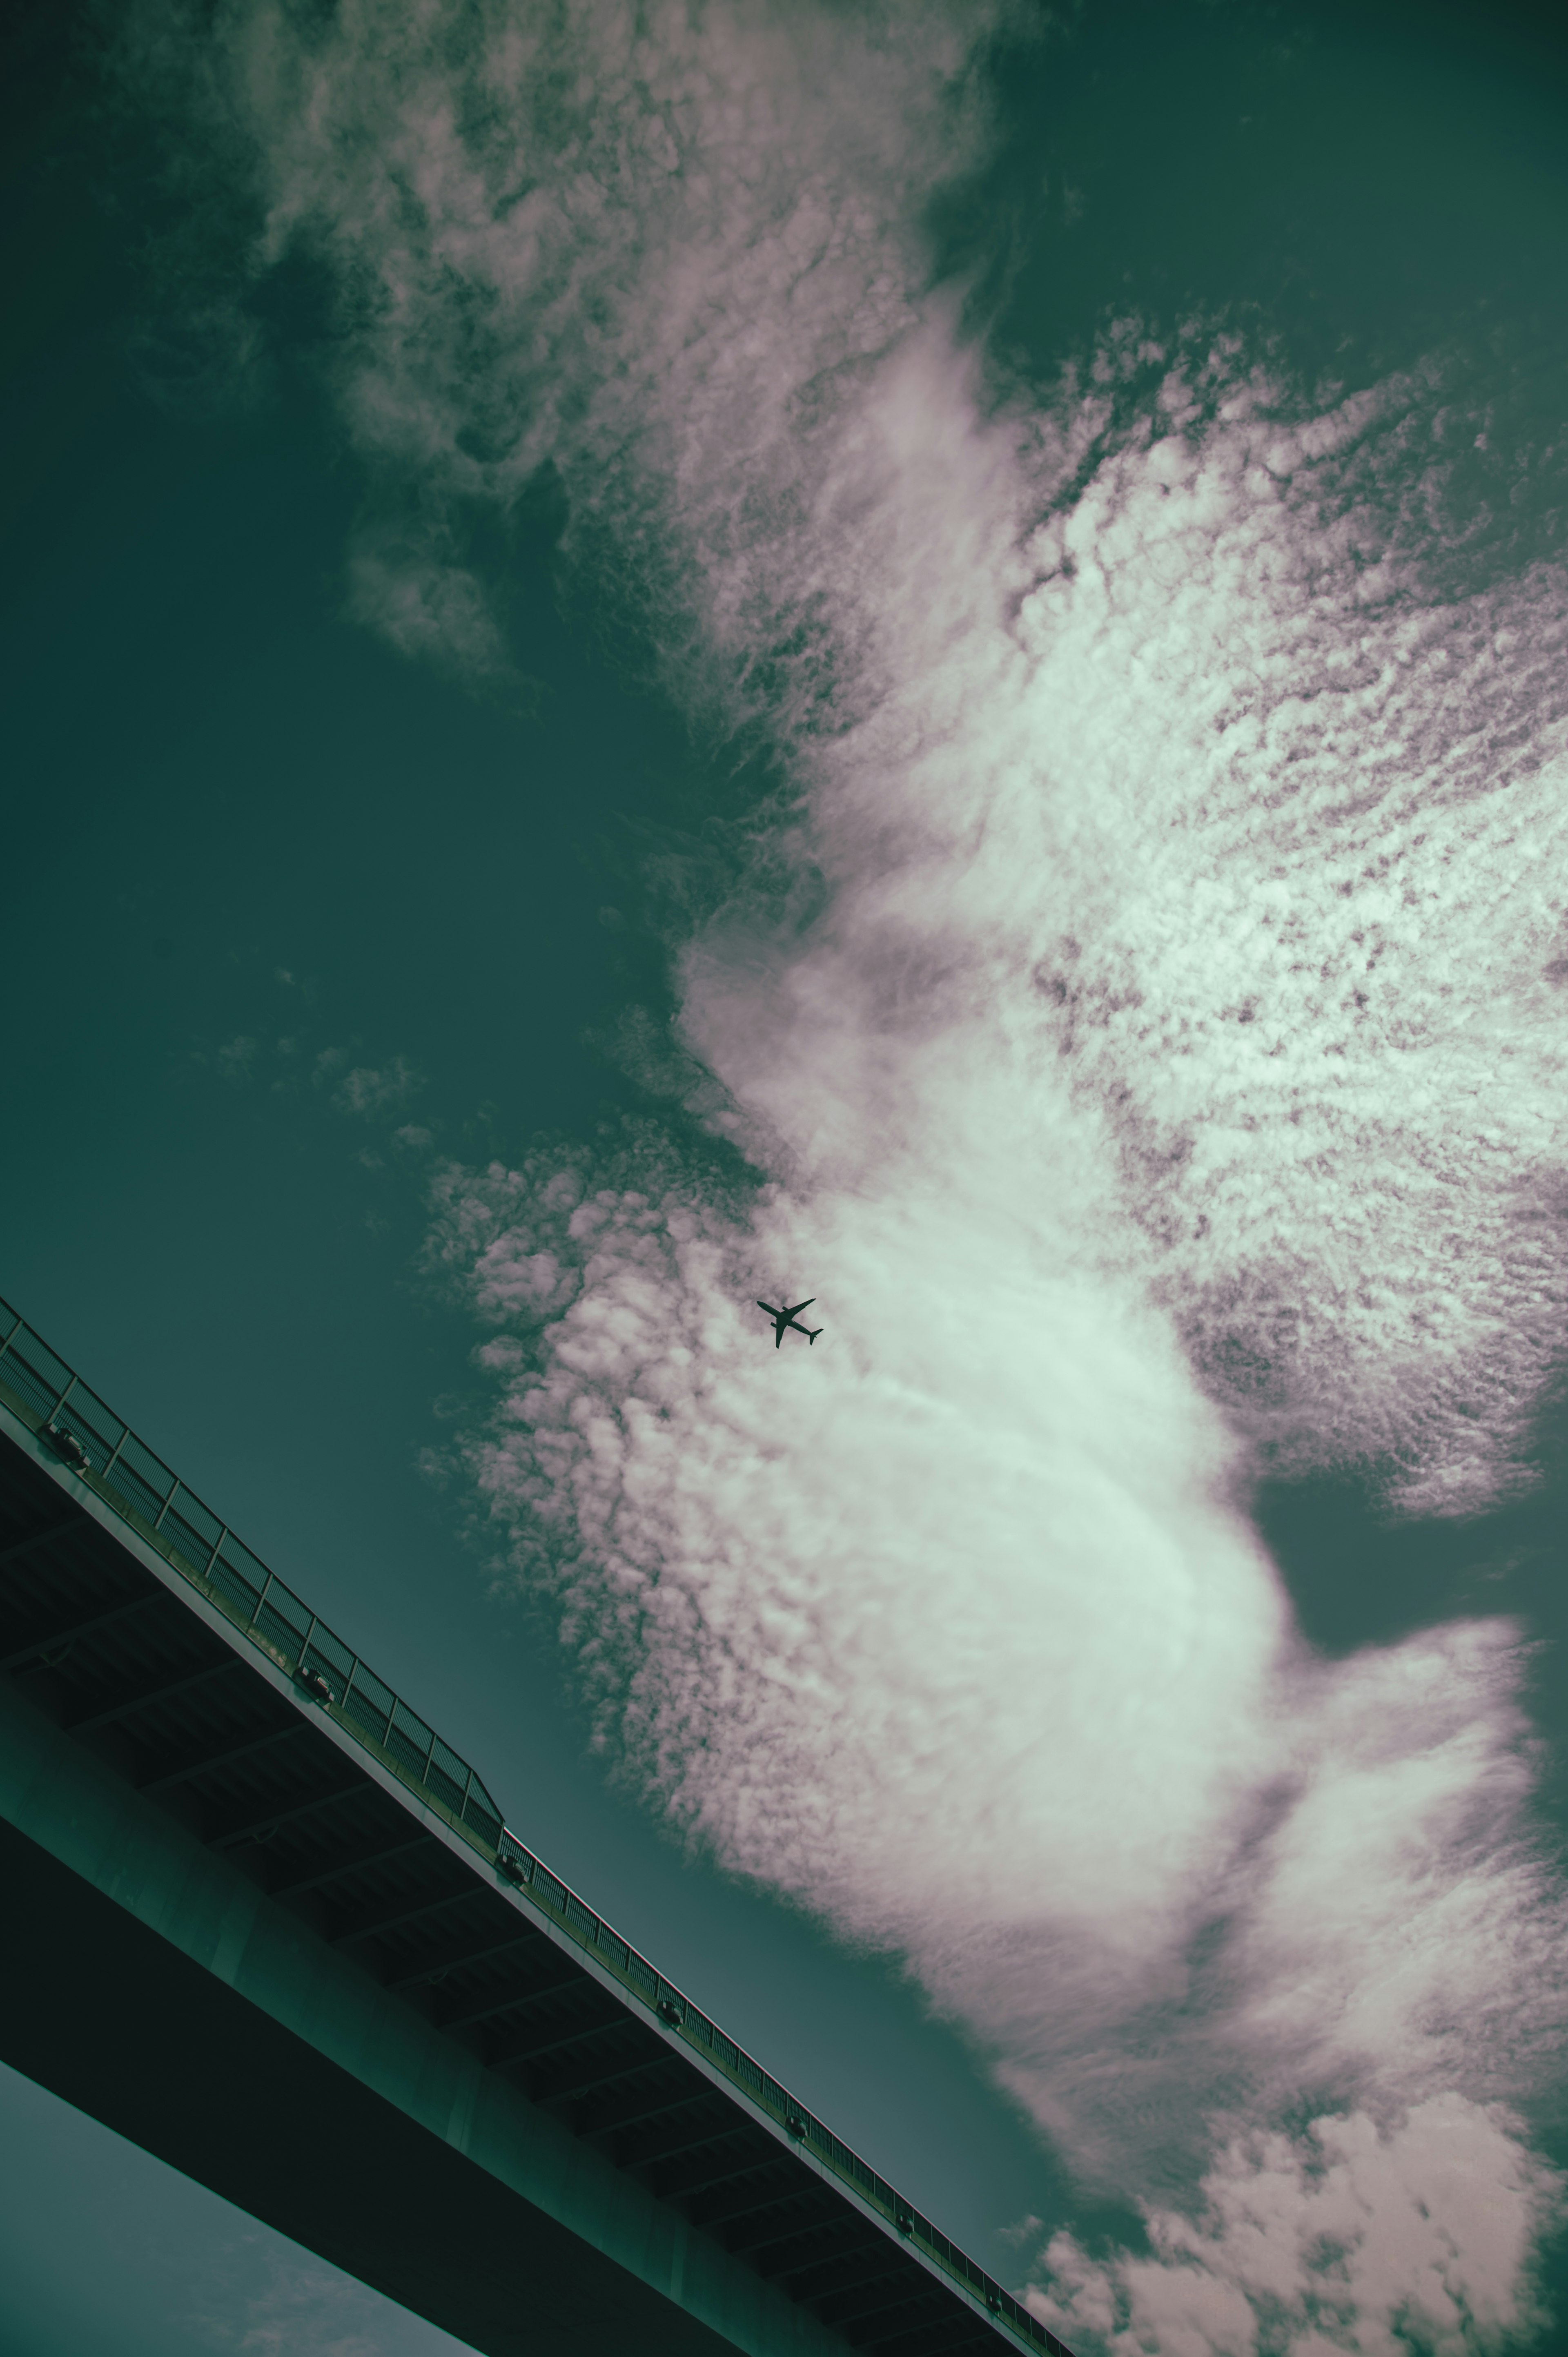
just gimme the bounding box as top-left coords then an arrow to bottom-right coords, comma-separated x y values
757,1302 -> 782,1317
783,1299 -> 815,1317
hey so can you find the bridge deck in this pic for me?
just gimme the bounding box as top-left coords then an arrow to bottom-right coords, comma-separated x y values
0,1297 -> 1071,2357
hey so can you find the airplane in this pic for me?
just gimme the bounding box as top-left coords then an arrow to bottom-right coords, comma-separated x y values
757,1297 -> 822,1349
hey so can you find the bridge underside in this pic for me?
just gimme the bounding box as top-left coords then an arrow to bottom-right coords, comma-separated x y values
0,1796 -> 717,2357
0,1368 -> 1054,2357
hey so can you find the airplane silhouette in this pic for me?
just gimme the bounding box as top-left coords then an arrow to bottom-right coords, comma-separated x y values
757,1298 -> 822,1349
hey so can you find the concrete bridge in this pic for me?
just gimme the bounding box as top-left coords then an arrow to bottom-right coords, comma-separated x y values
0,1295 -> 1073,2357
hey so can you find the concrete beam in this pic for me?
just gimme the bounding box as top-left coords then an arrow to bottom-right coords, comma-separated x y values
0,1665 -> 858,2357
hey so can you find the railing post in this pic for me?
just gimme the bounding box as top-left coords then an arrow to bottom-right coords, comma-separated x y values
0,1309 -> 22,1363
100,1425 -> 129,1483
203,1527 -> 228,1579
297,1613 -> 317,1670
151,1478 -> 179,1532
46,1373 -> 77,1425
419,1721 -> 438,1786
248,1571 -> 273,1628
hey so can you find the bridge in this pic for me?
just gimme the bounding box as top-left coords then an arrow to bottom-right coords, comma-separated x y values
0,1293 -> 1073,2357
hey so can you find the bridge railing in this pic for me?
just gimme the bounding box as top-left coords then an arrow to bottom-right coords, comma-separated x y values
0,1293 -> 1071,2357
0,1300 -> 506,1855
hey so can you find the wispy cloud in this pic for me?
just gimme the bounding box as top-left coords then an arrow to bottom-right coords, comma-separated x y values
198,1021 -> 426,1120
216,1034 -> 261,1081
156,2 -> 1568,2346
332,1057 -> 425,1118
346,532 -> 539,709
194,988 -> 430,1142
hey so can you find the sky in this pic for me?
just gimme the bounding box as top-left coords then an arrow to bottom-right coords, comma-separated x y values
6,2 -> 1568,2353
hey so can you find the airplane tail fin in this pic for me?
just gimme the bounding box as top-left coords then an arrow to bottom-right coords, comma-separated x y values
807,1327 -> 822,1344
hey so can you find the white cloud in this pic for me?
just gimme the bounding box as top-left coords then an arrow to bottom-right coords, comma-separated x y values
214,1033 -> 261,1080
1030,2097 -> 1561,2357
426,1156 -> 1568,2223
164,1 -> 1568,2345
346,536 -> 518,691
198,0 -> 1568,1503
333,1057 -> 424,1117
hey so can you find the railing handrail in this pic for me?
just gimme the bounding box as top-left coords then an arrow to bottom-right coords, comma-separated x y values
0,1291 -> 1070,2357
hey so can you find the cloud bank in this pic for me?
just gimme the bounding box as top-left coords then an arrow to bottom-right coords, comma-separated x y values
151,1 -> 1568,2346
1032,2098 -> 1559,2357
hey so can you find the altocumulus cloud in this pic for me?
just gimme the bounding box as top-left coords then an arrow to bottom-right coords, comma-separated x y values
147,1 -> 1568,2346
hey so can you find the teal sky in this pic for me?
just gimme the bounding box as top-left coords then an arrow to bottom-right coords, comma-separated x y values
7,3 -> 1568,2351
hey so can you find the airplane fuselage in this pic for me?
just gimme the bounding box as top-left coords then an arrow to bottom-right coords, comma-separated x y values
757,1298 -> 822,1348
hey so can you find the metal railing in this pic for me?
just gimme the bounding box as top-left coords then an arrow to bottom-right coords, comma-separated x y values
0,1297 -> 506,1854
0,1292 -> 1071,2357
